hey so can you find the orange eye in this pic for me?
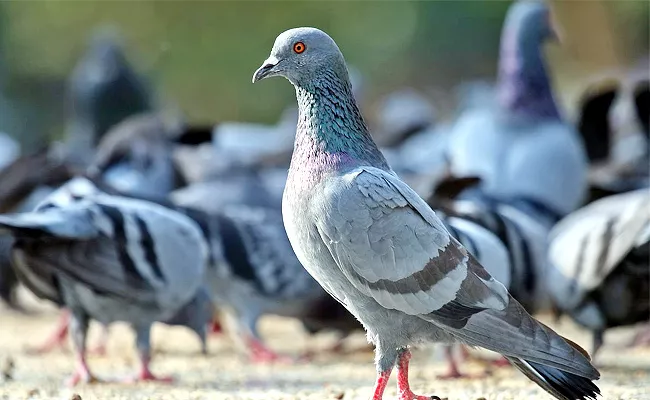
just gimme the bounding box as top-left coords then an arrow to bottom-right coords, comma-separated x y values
293,42 -> 306,54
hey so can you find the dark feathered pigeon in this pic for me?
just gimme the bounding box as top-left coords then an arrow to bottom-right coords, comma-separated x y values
0,178 -> 210,385
547,188 -> 650,357
253,26 -> 600,400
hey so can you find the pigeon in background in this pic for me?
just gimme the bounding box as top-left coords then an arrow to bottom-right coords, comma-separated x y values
88,113 -> 187,198
63,28 -> 152,167
547,188 -> 650,357
373,88 -> 437,149
253,26 -> 599,400
0,177 -> 210,385
178,203 -> 362,362
445,0 -> 588,228
577,75 -> 649,200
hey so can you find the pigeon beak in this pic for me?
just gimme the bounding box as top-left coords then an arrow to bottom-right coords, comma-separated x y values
252,56 -> 280,83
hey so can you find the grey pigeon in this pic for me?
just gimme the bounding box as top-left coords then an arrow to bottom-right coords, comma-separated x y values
445,0 -> 588,227
547,188 -> 650,357
253,27 -> 600,400
88,112 -> 187,198
0,177 -> 209,385
184,203 -> 361,361
64,28 -> 152,167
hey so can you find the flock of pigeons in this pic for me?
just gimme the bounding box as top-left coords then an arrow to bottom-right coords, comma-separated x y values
0,1 -> 647,399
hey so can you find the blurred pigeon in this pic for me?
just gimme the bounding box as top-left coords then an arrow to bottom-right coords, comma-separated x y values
64,28 -> 152,167
427,175 -> 554,375
578,77 -> 649,199
171,167 -> 284,212
88,113 -> 187,198
185,203 -> 361,361
0,177 -> 209,385
253,26 -> 600,400
547,188 -> 650,357
374,88 -> 436,148
445,0 -> 588,227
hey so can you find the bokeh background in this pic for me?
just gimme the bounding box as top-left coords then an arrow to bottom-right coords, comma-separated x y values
0,0 -> 647,150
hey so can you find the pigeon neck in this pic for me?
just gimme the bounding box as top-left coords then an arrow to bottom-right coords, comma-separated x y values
291,70 -> 388,173
496,25 -> 560,119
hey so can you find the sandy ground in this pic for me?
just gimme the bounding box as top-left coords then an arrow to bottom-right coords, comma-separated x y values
0,292 -> 649,400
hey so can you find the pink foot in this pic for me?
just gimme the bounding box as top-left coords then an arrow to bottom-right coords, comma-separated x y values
88,344 -> 107,357
27,310 -> 70,354
489,356 -> 511,368
247,337 -> 300,364
122,369 -> 174,383
65,363 -> 102,387
400,390 -> 440,400
209,320 -> 223,336
397,349 -> 441,400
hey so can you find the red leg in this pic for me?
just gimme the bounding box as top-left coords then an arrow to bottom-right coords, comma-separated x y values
371,370 -> 392,400
397,349 -> 440,400
66,347 -> 101,386
120,354 -> 173,383
489,356 -> 511,368
438,345 -> 489,379
27,310 -> 70,354
246,337 -> 297,363
89,326 -> 109,356
209,319 -> 223,336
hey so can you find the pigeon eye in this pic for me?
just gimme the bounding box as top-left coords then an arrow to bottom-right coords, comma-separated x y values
293,42 -> 306,54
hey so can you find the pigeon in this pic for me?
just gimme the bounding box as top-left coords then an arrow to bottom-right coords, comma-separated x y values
88,113 -> 187,198
546,188 -> 650,357
445,0 -> 588,227
183,203 -> 362,361
253,27 -> 600,400
577,76 -> 649,199
0,177 -> 210,385
63,28 -> 152,167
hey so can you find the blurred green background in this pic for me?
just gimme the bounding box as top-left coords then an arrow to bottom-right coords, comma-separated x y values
0,0 -> 647,150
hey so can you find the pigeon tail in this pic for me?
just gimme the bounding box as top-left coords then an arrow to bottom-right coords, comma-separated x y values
508,357 -> 600,400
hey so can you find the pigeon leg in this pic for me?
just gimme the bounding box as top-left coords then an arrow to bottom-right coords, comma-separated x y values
437,345 -> 464,379
241,314 -> 295,363
27,309 -> 70,354
88,324 -> 109,356
396,348 -> 440,400
370,369 -> 392,400
371,342 -> 398,400
66,313 -> 101,386
629,324 -> 650,347
209,319 -> 223,335
124,325 -> 173,383
489,356 -> 510,368
245,336 -> 296,363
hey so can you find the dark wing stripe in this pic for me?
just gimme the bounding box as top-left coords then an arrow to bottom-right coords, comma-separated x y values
569,235 -> 590,298
511,221 -> 534,293
215,214 -> 263,291
134,215 -> 165,282
98,204 -> 148,286
594,218 -> 615,275
348,242 -> 464,295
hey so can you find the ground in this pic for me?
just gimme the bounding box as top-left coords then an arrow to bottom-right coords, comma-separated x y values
0,292 -> 648,400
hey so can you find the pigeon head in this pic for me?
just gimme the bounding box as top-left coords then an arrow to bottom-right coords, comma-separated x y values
497,0 -> 560,118
252,27 -> 348,87
505,0 -> 556,45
